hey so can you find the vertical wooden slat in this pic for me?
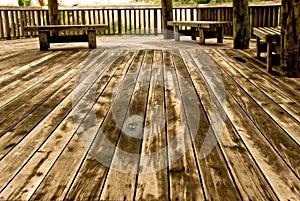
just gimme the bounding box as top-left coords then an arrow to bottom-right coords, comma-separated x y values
102,9 -> 106,34
190,8 -> 194,21
118,9 -> 122,35
154,9 -> 158,36
138,9 -> 141,34
93,9 -> 97,25
129,9 -> 132,34
4,11 -> 10,39
32,11 -> 37,36
107,10 -> 111,35
76,10 -> 80,25
42,10 -> 46,25
82,10 -> 86,25
20,11 -> 26,38
147,9 -> 151,34
112,10 -> 115,34
134,9 -> 137,34
249,7 -> 253,36
37,10 -> 41,26
124,9 -> 128,34
0,11 -> 4,39
88,10 -> 92,24
143,9 -> 146,34
15,11 -> 20,38
62,10 -> 65,25
10,11 -> 16,39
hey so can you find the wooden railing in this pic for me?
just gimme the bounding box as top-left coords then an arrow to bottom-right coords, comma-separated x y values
0,2 -> 281,40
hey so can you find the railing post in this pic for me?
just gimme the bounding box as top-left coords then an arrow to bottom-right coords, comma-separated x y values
118,9 -> 122,35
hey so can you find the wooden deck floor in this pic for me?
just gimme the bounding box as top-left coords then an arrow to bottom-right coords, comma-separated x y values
0,36 -> 299,201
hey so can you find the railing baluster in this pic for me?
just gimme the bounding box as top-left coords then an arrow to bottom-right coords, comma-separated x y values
0,11 -> 4,39
154,9 -> 157,36
118,9 -> 121,35
4,11 -> 10,39
10,11 -> 16,39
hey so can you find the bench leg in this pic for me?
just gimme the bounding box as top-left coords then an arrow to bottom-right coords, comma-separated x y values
198,29 -> 205,44
267,42 -> 272,73
39,31 -> 49,51
217,26 -> 223,43
88,30 -> 96,49
256,36 -> 261,58
174,25 -> 180,41
191,27 -> 196,40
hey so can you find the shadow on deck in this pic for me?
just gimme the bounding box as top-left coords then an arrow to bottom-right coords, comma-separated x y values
0,36 -> 299,201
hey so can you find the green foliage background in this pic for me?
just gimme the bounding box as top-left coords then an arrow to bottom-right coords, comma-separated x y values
143,0 -> 276,4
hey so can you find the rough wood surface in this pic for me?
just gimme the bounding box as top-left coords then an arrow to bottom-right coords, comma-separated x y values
0,37 -> 299,201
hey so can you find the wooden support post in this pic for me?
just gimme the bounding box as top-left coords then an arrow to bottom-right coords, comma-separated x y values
174,25 -> 179,41
191,27 -> 196,40
161,0 -> 173,39
233,0 -> 250,49
281,0 -> 300,77
267,41 -> 272,73
48,0 -> 60,25
256,36 -> 261,58
88,30 -> 96,49
39,30 -> 49,50
217,26 -> 223,43
48,0 -> 59,36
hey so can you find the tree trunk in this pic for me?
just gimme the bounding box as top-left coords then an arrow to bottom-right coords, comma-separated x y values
281,0 -> 300,77
233,0 -> 250,49
48,0 -> 59,25
161,0 -> 173,39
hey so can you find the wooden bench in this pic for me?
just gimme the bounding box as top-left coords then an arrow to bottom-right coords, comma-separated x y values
167,21 -> 232,44
24,25 -> 108,50
253,27 -> 281,72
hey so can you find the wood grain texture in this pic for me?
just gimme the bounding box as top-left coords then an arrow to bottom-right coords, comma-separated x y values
0,37 -> 299,201
208,52 -> 300,200
164,50 -> 205,200
189,49 -> 279,201
135,50 -> 169,201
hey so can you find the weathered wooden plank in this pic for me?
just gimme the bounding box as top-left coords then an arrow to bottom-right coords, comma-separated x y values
232,49 -> 300,105
28,51 -> 132,201
0,51 -> 81,136
226,49 -> 300,122
213,49 -> 300,146
208,51 -> 300,200
135,50 -> 169,200
99,50 -> 147,200
188,49 -> 278,201
210,49 -> 300,177
65,51 -> 144,200
0,51 -> 91,158
164,50 -> 205,200
0,51 -> 60,86
175,49 -> 242,201
0,50 -> 118,198
0,51 -> 74,103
